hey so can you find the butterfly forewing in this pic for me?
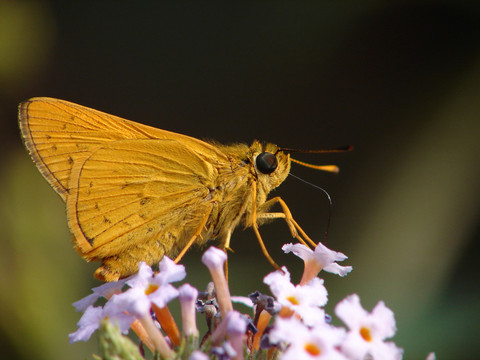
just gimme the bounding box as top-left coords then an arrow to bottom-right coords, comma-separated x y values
19,97 -> 227,200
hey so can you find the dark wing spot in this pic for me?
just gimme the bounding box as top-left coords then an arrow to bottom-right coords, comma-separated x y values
140,197 -> 150,205
85,235 -> 94,245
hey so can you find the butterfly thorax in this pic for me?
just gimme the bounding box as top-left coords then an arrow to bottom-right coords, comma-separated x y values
205,141 -> 291,246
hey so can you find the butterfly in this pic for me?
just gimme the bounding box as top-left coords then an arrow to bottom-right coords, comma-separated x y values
19,97 -> 347,281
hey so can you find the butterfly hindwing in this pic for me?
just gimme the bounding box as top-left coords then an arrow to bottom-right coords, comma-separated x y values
68,139 -> 218,257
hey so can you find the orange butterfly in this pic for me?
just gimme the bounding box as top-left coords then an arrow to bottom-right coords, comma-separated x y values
19,98 -> 345,281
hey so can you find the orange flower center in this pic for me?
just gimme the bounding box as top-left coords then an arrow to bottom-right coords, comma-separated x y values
145,284 -> 159,295
286,295 -> 300,305
360,326 -> 373,342
304,342 -> 321,356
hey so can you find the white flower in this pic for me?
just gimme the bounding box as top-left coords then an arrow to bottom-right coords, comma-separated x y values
270,316 -> 347,360
335,294 -> 403,360
126,258 -> 185,289
227,311 -> 248,359
189,350 -> 210,360
69,260 -> 184,343
201,246 -> 227,269
113,262 -> 180,317
282,243 -> 352,285
69,306 -> 104,343
179,283 -> 199,337
68,304 -> 134,343
211,310 -> 247,346
202,246 -> 232,316
264,267 -> 327,326
157,256 -> 187,284
72,279 -> 126,312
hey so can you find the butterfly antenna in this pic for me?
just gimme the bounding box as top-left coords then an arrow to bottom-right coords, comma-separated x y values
280,145 -> 353,154
281,145 -> 353,173
288,173 -> 333,243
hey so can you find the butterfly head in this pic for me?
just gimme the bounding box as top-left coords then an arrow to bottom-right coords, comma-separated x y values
249,141 -> 291,192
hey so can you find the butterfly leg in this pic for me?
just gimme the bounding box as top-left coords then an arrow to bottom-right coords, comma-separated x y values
174,206 -> 213,264
249,182 -> 283,271
257,197 -> 316,249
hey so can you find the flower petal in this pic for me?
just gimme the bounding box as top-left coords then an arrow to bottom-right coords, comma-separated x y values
335,294 -> 368,329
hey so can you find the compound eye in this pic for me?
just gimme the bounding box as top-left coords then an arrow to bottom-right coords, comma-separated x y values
256,152 -> 278,174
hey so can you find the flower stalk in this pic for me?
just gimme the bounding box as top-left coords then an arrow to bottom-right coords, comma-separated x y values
152,304 -> 181,346
202,247 -> 233,317
137,312 -> 174,358
130,319 -> 155,352
179,283 -> 199,338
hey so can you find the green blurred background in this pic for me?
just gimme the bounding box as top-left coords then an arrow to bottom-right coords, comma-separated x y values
1,1 -> 479,359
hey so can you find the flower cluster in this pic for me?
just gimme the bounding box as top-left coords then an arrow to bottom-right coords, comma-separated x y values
70,243 -> 434,360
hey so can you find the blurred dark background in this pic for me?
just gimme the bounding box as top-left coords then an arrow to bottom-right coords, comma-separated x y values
1,1 -> 479,359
